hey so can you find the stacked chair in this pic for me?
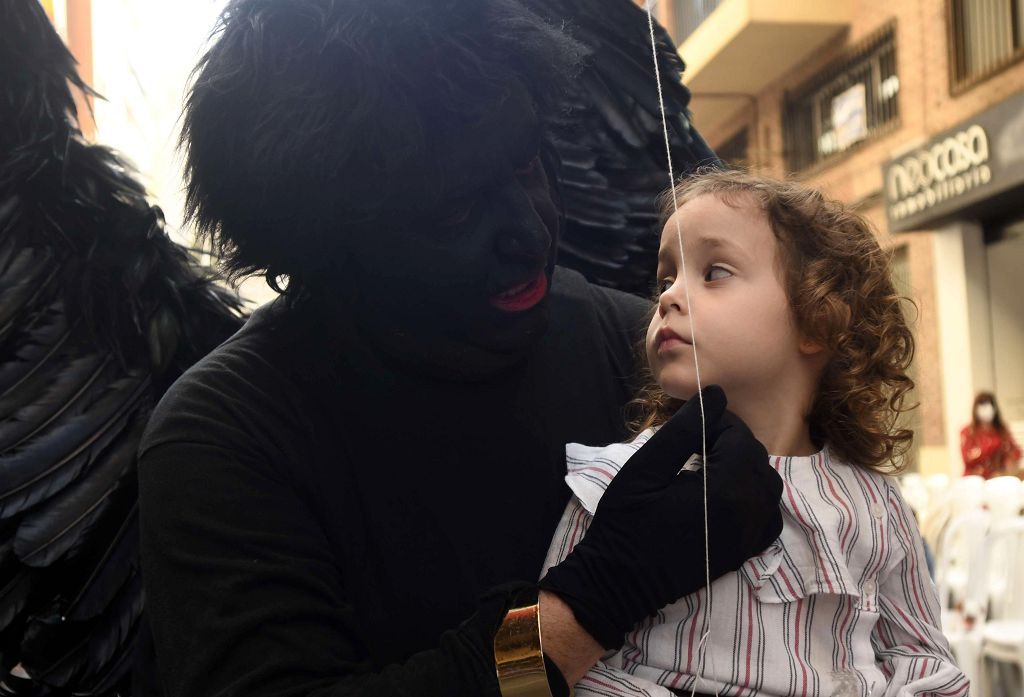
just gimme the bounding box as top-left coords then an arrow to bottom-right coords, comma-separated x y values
903,473 -> 1024,697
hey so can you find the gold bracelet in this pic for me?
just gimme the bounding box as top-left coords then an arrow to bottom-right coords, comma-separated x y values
494,598 -> 551,697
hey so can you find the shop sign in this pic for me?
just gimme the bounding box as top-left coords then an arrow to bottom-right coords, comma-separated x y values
886,125 -> 991,223
883,90 -> 1024,231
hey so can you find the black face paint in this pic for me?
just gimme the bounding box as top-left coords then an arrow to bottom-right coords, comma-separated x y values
333,80 -> 561,379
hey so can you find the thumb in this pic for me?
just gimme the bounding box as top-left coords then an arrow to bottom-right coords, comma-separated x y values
689,384 -> 727,426
640,385 -> 728,478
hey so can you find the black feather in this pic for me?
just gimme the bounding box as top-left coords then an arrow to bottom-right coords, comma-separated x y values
20,571 -> 143,689
521,0 -> 720,295
0,353 -> 110,453
0,247 -> 60,345
0,376 -> 148,519
0,568 -> 32,635
65,503 -> 139,623
0,304 -> 70,414
15,418 -> 142,568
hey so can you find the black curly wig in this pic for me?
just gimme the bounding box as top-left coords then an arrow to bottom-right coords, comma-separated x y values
181,0 -> 583,295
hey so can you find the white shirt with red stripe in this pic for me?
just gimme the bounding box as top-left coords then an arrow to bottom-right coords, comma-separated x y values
542,429 -> 967,697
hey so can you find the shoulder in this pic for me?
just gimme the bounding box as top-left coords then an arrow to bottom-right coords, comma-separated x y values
140,300 -> 311,458
550,266 -> 650,336
548,267 -> 650,386
830,463 -> 925,557
802,450 -> 903,525
847,465 -> 922,545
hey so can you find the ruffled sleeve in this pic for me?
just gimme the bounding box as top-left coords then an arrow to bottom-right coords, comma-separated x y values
539,430 -> 655,577
564,429 -> 655,514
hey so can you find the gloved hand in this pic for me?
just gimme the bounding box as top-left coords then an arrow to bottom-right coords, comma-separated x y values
539,385 -> 783,649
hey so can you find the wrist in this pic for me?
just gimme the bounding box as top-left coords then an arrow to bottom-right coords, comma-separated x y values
539,554 -> 631,650
493,588 -> 589,697
537,591 -> 604,685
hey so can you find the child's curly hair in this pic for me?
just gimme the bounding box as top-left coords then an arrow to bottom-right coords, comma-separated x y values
629,169 -> 916,473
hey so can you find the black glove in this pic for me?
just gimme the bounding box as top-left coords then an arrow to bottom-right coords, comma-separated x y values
539,385 -> 784,649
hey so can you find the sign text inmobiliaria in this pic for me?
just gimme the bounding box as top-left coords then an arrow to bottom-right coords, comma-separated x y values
882,90 -> 1024,232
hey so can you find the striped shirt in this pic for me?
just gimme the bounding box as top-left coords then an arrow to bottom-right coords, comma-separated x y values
542,430 -> 968,697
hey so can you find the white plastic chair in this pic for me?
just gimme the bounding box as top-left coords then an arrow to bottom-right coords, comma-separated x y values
936,509 -> 992,611
922,476 -> 984,560
953,475 -> 986,514
899,472 -> 929,518
935,508 -> 992,690
926,472 -> 951,499
921,475 -> 956,552
979,518 -> 1024,697
984,476 -> 1022,520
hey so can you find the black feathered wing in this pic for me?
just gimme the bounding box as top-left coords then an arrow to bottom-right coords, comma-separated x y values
0,5 -> 246,690
524,0 -> 719,296
0,142 -> 245,696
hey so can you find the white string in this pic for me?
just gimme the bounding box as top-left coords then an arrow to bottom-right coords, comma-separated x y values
643,7 -> 715,695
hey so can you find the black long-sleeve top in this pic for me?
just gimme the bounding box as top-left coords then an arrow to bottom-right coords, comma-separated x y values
137,267 -> 649,697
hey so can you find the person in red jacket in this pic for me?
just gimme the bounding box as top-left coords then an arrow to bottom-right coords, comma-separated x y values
961,391 -> 1022,478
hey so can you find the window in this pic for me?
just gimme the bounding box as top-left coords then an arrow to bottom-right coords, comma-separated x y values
949,0 -> 1024,91
782,25 -> 899,173
671,0 -> 724,44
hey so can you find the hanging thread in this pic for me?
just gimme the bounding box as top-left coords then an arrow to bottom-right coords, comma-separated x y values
642,5 -> 715,695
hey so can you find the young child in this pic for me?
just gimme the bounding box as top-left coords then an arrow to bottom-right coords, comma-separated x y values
543,170 -> 967,697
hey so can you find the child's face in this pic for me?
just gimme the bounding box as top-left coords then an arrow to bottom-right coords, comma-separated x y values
647,193 -> 812,406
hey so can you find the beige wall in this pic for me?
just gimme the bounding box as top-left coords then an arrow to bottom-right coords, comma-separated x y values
987,224 -> 1024,424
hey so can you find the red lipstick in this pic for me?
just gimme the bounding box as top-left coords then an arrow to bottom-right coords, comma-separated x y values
491,273 -> 548,312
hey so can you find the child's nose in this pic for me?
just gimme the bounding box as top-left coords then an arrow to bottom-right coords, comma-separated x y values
658,281 -> 687,317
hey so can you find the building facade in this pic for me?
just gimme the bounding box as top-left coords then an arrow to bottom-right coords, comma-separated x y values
40,0 -> 95,138
644,0 -> 1024,475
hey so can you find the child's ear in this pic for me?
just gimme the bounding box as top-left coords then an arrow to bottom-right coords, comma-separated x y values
799,337 -> 826,355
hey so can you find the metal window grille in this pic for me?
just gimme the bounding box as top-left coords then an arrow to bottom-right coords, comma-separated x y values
671,0 -> 724,44
782,25 -> 899,173
950,0 -> 1024,91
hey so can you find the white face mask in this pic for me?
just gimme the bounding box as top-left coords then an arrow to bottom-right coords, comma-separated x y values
976,403 -> 996,423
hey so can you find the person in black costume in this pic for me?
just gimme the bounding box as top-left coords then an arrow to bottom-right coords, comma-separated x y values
137,1 -> 785,696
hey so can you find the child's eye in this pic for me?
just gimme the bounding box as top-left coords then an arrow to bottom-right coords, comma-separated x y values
658,278 -> 675,295
704,266 -> 732,282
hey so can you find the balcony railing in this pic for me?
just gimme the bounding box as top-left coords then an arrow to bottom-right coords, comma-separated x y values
672,0 -> 725,44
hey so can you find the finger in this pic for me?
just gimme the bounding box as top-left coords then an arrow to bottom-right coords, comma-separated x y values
759,511 -> 784,548
642,386 -> 728,479
741,450 -> 782,499
661,385 -> 728,447
693,384 -> 727,426
707,413 -> 767,474
761,465 -> 785,500
707,408 -> 751,443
